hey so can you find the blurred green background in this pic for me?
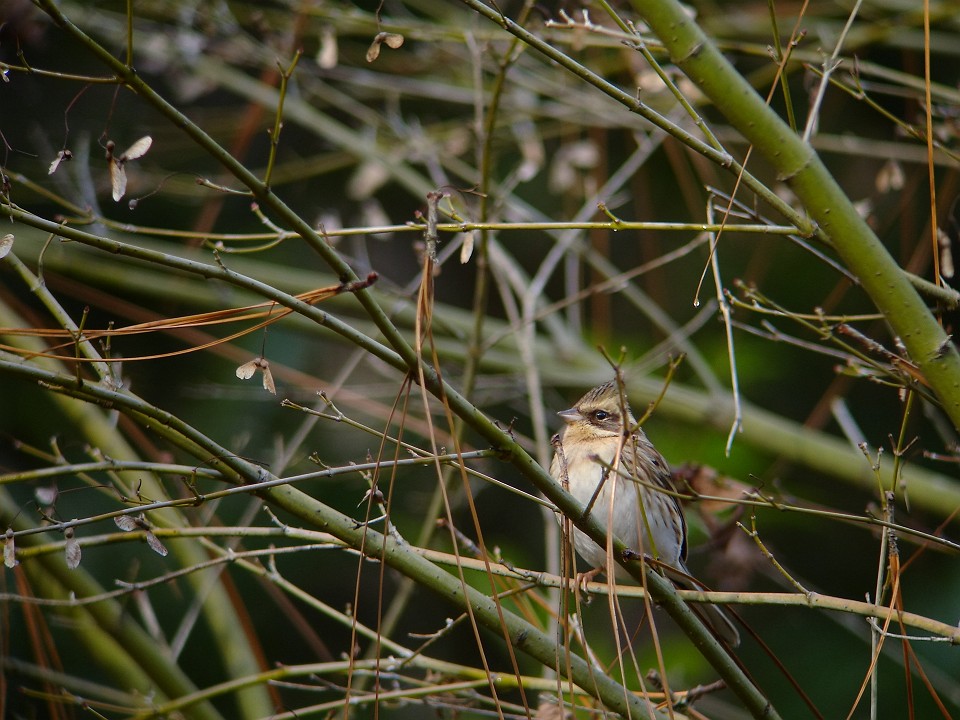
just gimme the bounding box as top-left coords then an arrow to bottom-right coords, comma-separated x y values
2,1 -> 959,718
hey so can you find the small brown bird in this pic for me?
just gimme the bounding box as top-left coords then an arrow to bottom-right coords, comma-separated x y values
551,381 -> 739,646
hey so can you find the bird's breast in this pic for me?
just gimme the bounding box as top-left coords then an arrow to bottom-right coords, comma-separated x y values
556,437 -> 640,544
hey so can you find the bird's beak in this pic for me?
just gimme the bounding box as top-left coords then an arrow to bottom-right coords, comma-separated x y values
557,407 -> 582,424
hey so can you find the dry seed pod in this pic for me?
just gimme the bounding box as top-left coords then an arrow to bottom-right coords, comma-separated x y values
116,514 -> 168,556
35,484 -> 58,505
460,232 -> 474,264
64,526 -> 81,569
366,32 -> 404,62
107,136 -> 152,201
144,528 -> 168,557
317,25 -> 338,69
236,357 -> 276,394
3,528 -> 16,568
48,149 -> 73,175
875,159 -> 904,194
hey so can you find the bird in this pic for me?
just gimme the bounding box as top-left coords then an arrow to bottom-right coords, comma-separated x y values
550,380 -> 740,646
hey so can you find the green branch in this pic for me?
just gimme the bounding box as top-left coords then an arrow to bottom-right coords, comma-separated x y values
458,0 -> 960,431
624,0 -> 960,429
0,355 -> 669,719
0,489 -> 225,720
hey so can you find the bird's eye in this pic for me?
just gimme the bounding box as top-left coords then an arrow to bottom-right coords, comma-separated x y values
594,410 -> 610,421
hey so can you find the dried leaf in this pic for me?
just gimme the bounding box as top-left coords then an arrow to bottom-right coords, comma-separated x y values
108,136 -> 152,201
115,514 -> 168,556
460,232 -> 474,264
366,32 -> 404,63
676,463 -> 750,515
365,37 -> 382,63
64,527 -> 81,569
548,140 -> 599,193
260,362 -> 276,395
145,530 -> 169,557
115,515 -> 139,532
939,228 -> 954,279
35,484 -> 58,505
316,25 -> 338,69
358,486 -> 385,507
3,528 -> 16,568
852,198 -> 872,219
122,136 -> 153,160
0,234 -> 13,260
383,33 -> 404,49
876,159 -> 904,193
236,357 -> 276,394
110,162 -> 128,202
236,359 -> 258,380
48,149 -> 73,175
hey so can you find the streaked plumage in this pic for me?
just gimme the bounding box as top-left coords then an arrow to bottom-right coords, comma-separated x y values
551,381 -> 739,646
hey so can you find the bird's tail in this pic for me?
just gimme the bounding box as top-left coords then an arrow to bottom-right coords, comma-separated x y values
662,565 -> 740,648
